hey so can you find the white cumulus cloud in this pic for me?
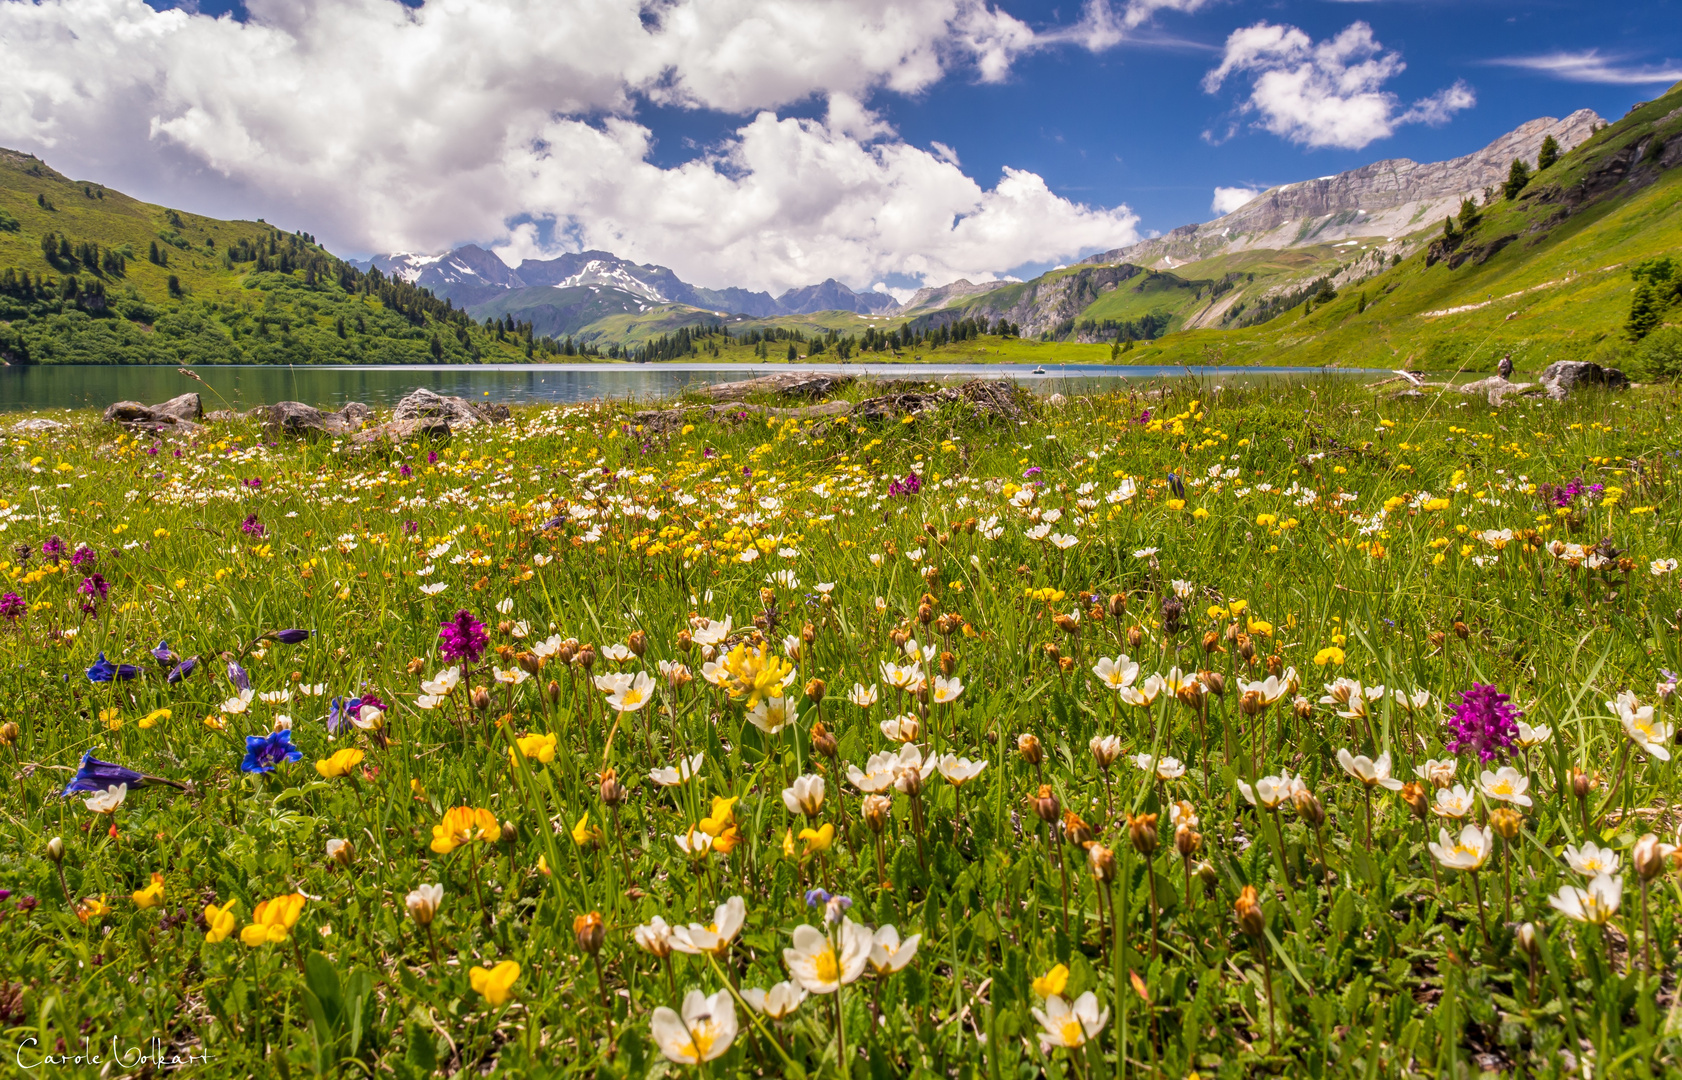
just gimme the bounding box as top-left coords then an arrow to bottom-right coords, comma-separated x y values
1202,21 -> 1475,150
1210,186 -> 1262,215
0,0 -> 1162,292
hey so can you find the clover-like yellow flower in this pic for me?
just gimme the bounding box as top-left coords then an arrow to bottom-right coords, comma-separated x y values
509,732 -> 557,769
470,960 -> 521,1007
430,806 -> 499,854
315,747 -> 365,779
240,893 -> 306,946
719,642 -> 794,709
798,823 -> 835,856
132,872 -> 165,910
1032,963 -> 1070,999
1313,646 -> 1345,667
571,811 -> 603,848
204,899 -> 238,943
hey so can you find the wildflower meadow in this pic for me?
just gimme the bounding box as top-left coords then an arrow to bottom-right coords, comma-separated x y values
2,377 -> 1681,1078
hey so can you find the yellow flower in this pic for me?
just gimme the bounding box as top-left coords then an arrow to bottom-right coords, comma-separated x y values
1424,498 -> 1450,512
204,899 -> 238,943
537,854 -> 553,877
77,895 -> 113,924
139,708 -> 171,729
781,828 -> 797,859
1228,600 -> 1248,617
571,812 -> 603,848
240,893 -> 306,946
98,707 -> 122,730
315,747 -> 365,779
698,796 -> 743,854
798,823 -> 835,856
132,872 -> 165,910
1313,646 -> 1345,667
1246,618 -> 1273,637
719,642 -> 795,709
1032,963 -> 1070,999
509,732 -> 557,769
1166,499 -> 1186,511
470,960 -> 521,1007
430,806 -> 499,854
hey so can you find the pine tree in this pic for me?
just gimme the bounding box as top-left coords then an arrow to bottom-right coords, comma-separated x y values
1537,135 -> 1561,170
1503,158 -> 1532,200
1627,281 -> 1663,341
1457,197 -> 1481,232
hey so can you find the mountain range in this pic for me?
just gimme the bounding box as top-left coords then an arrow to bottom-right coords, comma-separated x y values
347,247 -> 899,340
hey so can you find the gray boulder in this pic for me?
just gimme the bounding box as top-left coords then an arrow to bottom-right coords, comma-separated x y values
1458,376 -> 1538,406
1539,361 -> 1630,400
349,417 -> 453,446
392,388 -> 509,428
693,373 -> 855,401
262,401 -> 372,437
11,417 -> 68,434
103,394 -> 203,434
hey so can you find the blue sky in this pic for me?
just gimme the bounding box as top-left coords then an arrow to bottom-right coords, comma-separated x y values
6,0 -> 1678,294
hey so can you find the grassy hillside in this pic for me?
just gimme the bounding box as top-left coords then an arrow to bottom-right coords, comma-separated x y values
0,149 -> 538,366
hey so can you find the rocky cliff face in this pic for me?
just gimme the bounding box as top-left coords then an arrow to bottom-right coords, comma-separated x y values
1090,110 -> 1605,270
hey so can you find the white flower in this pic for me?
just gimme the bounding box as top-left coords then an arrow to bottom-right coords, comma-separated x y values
669,897 -> 746,956
867,924 -> 921,973
222,688 -> 255,714
935,754 -> 988,786
1049,533 -> 1078,550
606,671 -> 655,713
1416,758 -> 1457,788
495,598 -> 514,615
848,683 -> 879,708
1651,558 -> 1678,576
493,666 -> 530,686
421,668 -> 461,697
782,774 -> 826,817
1131,546 -> 1158,558
1549,873 -> 1623,924
879,714 -> 920,743
847,750 -> 900,793
651,989 -> 737,1064
880,661 -> 923,691
1117,673 -> 1166,708
1089,734 -> 1122,769
747,696 -> 796,735
1433,784 -> 1476,818
738,548 -> 759,563
272,714 -> 294,731
1479,766 -> 1532,807
650,753 -> 705,787
1237,771 -> 1303,810
1428,823 -> 1493,871
599,643 -> 635,663
1610,691 -> 1673,760
258,689 -> 292,705
931,675 -> 964,704
1337,749 -> 1404,791
1237,676 -> 1289,708
84,783 -> 127,814
691,617 -> 733,647
742,981 -> 807,1019
1132,754 -> 1185,781
1562,841 -> 1621,877
1171,579 -> 1195,599
633,916 -> 674,958
674,829 -> 715,856
405,883 -> 443,924
419,582 -> 448,596
783,919 -> 872,994
1032,992 -> 1109,1051
1092,656 -> 1140,691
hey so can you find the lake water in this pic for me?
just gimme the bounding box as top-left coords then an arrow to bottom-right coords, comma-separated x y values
0,362 -> 1375,414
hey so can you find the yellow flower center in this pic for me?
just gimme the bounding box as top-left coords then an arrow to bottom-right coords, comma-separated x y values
812,946 -> 840,984
1059,1018 -> 1085,1046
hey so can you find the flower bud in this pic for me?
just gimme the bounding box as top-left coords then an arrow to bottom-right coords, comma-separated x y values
1570,768 -> 1597,801
939,650 -> 957,677
1237,635 -> 1255,663
47,837 -> 65,863
1488,807 -> 1523,841
1109,593 -> 1127,618
1030,784 -> 1061,825
918,603 -> 935,626
1399,782 -> 1429,822
1266,654 -> 1283,677
1088,843 -> 1118,883
1042,642 -> 1062,665
889,628 -> 909,649
1175,823 -> 1202,859
573,911 -> 606,954
1176,680 -> 1205,710
599,768 -> 628,807
810,720 -> 838,759
517,651 -> 541,676
497,620 -> 513,636
1453,620 -> 1469,640
1633,834 -> 1671,882
547,680 -> 562,704
501,820 -> 518,845
1201,630 -> 1221,654
470,685 -> 492,711
557,641 -> 577,666
0,721 -> 19,746
1017,733 -> 1043,766
1127,625 -> 1145,649
1234,885 -> 1265,938
862,794 -> 892,833
326,838 -> 354,868
1293,789 -> 1326,828
1428,631 -> 1446,652
1200,671 -> 1226,698
805,677 -> 827,704
576,644 -> 596,671
1292,694 -> 1314,720
406,884 -> 442,926
1516,922 -> 1539,958
802,622 -> 817,645
627,630 -> 647,657
1062,811 -> 1094,848
1128,812 -> 1159,856
1196,860 -> 1218,884
1053,613 -> 1080,635
675,629 -> 693,653
1239,690 -> 1265,717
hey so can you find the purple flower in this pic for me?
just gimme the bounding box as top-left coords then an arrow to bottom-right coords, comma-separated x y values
244,477 -> 263,489
1022,466 -> 1042,478
402,519 -> 419,535
166,656 -> 198,684
1444,683 -> 1522,763
439,609 -> 489,664
227,660 -> 251,692
241,514 -> 265,537
399,464 -> 413,479
85,652 -> 139,683
70,545 -> 96,569
269,629 -> 312,645
0,592 -> 23,621
887,472 -> 922,498
151,639 -> 178,665
78,574 -> 108,600
61,753 -> 147,795
240,730 -> 302,774
427,451 -> 439,465
41,536 -> 65,562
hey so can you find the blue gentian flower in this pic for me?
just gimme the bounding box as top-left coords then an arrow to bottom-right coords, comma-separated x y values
61,753 -> 146,796
85,653 -> 139,683
151,640 -> 178,665
241,730 -> 302,774
227,660 -> 251,692
270,629 -> 311,645
166,656 -> 198,684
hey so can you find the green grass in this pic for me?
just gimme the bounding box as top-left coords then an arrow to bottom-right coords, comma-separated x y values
2,377 -> 1681,1075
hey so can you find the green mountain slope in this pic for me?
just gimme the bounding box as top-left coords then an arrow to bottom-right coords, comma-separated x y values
0,149 -> 543,366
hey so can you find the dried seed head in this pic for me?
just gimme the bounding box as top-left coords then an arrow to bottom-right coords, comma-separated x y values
1202,630 -> 1221,654
1399,782 -> 1430,822
1062,811 -> 1095,848
1030,785 -> 1061,825
1453,621 -> 1470,640
810,720 -> 838,759
470,685 -> 492,711
1293,788 -> 1326,828
1088,843 -> 1118,883
1266,654 -> 1284,677
1109,593 -> 1128,618
1292,694 -> 1314,720
1633,834 -> 1670,882
500,820 -> 518,845
862,794 -> 892,833
1175,823 -> 1202,859
599,768 -> 628,807
801,622 -> 816,645
1053,613 -> 1080,634
1017,733 -> 1044,765
675,629 -> 693,653
576,644 -> 596,670
1042,642 -> 1062,664
1234,885 -> 1265,938
939,650 -> 957,677
1571,768 -> 1598,800
573,911 -> 606,954
517,651 -> 541,676
804,677 -> 827,704
1200,671 -> 1226,698
1127,626 -> 1146,649
627,630 -> 647,657
1128,812 -> 1159,856
917,603 -> 935,626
